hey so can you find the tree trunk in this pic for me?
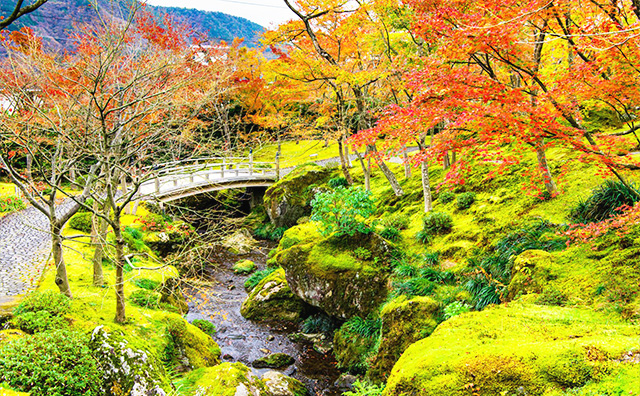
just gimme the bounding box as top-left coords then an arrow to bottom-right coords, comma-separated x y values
51,224 -> 72,297
422,161 -> 433,213
338,139 -> 353,185
535,138 -> 556,195
443,151 -> 451,170
403,145 -> 411,178
368,144 -> 403,196
26,154 -> 32,182
354,147 -> 371,191
344,139 -> 352,168
91,200 -> 108,287
120,174 -> 130,215
113,222 -> 126,323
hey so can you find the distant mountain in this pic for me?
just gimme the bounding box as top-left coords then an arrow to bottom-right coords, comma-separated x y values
1,0 -> 265,51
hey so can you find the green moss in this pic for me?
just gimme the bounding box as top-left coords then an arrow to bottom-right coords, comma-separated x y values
240,268 -> 307,323
233,259 -> 257,275
0,386 -> 29,396
163,313 -> 221,371
368,296 -> 440,382
179,362 -> 264,396
252,353 -> 295,368
508,250 -> 555,300
384,303 -> 640,396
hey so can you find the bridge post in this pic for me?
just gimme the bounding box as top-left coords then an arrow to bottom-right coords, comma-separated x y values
249,150 -> 253,176
276,152 -> 280,180
222,158 -> 226,178
155,176 -> 160,194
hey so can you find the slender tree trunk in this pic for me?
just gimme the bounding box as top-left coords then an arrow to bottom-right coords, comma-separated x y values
452,150 -> 457,164
113,218 -> 126,323
120,174 -> 130,215
338,139 -> 353,185
422,161 -> 433,213
26,154 -> 32,182
91,200 -> 108,287
535,138 -> 556,195
443,151 -> 451,170
354,146 -> 370,191
51,223 -> 72,297
368,144 -> 403,196
402,145 -> 411,178
344,138 -> 352,168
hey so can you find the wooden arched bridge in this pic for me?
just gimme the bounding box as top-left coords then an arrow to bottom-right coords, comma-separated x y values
136,156 -> 280,203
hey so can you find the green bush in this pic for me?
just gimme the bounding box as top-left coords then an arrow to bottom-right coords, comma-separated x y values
254,224 -> 287,241
382,213 -> 410,230
0,329 -> 102,396
438,191 -> 455,204
342,316 -> 382,338
244,268 -> 276,291
443,301 -> 471,319
422,212 -> 453,235
393,278 -> 437,297
68,212 -> 92,233
134,278 -> 160,291
0,196 -> 26,213
328,177 -> 349,188
343,380 -> 384,396
354,247 -> 372,260
423,251 -> 440,266
455,192 -> 476,210
569,179 -> 640,223
192,319 -> 216,337
14,291 -> 71,316
11,311 -> 68,334
380,226 -> 401,241
129,289 -> 160,309
311,186 -> 376,237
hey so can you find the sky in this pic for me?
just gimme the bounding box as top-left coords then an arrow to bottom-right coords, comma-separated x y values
144,0 -> 296,28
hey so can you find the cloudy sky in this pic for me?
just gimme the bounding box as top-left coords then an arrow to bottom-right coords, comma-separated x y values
145,0 -> 296,28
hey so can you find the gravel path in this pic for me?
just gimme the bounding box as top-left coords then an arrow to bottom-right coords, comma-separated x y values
0,201 -> 75,301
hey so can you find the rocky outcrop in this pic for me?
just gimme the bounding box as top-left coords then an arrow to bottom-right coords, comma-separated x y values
241,268 -> 309,323
264,164 -> 332,228
163,313 -> 221,372
277,231 -> 391,319
262,371 -> 309,396
252,353 -> 295,369
222,229 -> 258,255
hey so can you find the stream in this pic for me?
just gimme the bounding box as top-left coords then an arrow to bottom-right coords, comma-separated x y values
184,242 -> 344,396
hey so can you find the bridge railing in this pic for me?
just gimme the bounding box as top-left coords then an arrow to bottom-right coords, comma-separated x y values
140,156 -> 280,197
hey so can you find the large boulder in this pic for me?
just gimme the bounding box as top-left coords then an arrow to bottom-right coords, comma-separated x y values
222,229 -> 258,255
277,231 -> 391,319
383,303 -> 640,396
264,164 -> 332,228
183,362 -> 308,396
367,296 -> 439,382
241,268 -> 309,323
163,313 -> 221,372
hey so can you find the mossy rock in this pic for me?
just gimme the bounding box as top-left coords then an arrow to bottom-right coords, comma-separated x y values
222,229 -> 257,255
383,303 -> 640,396
163,313 -> 221,372
234,259 -> 257,275
278,232 -> 391,319
367,296 -> 440,382
158,277 -> 188,314
508,250 -> 555,300
264,164 -> 332,228
241,268 -> 309,323
182,363 -> 308,396
252,353 -> 295,369
90,326 -> 169,395
0,387 -> 29,396
183,362 -> 267,396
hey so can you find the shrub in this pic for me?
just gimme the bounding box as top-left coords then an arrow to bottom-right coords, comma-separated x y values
438,191 -> 455,204
68,212 -> 92,233
301,314 -> 335,334
14,291 -> 70,317
443,301 -> 471,319
354,247 -> 372,261
416,230 -> 432,244
122,227 -> 147,252
0,196 -> 26,213
380,226 -> 401,241
134,278 -> 160,291
0,329 -> 102,396
137,213 -> 166,232
192,319 -> 216,337
254,224 -> 287,241
11,311 -> 68,334
328,177 -> 349,188
342,316 -> 382,339
381,213 -> 410,230
343,380 -> 384,396
423,251 -> 440,266
311,186 -> 376,237
244,268 -> 276,291
455,192 -> 476,210
569,179 -> 640,223
422,212 -> 453,235
393,278 -> 437,297
129,289 -> 160,309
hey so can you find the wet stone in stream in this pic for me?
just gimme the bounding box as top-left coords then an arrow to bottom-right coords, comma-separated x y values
185,243 -> 344,396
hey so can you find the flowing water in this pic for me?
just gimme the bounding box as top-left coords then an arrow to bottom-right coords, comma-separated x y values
185,242 -> 344,396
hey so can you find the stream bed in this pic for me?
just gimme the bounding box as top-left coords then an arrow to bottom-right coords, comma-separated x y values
184,243 -> 344,396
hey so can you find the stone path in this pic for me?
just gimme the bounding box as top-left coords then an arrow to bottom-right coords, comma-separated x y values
0,200 -> 75,305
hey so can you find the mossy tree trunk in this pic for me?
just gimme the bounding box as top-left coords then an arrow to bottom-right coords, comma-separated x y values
368,143 -> 403,196
91,199 -> 109,287
112,212 -> 126,324
51,222 -> 72,298
535,138 -> 556,195
418,137 -> 432,213
338,137 -> 353,185
354,146 -> 371,191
